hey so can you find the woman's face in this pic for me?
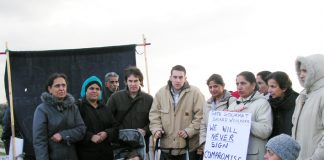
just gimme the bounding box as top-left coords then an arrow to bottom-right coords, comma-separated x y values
48,77 -> 67,100
86,83 -> 101,102
236,75 -> 256,98
208,81 -> 224,99
257,75 -> 269,95
267,79 -> 285,98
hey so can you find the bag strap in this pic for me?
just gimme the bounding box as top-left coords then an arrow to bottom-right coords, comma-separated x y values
117,98 -> 139,124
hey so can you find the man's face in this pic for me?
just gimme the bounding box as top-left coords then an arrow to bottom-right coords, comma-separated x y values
48,77 -> 67,100
127,74 -> 141,95
299,63 -> 307,86
170,70 -> 186,91
105,76 -> 119,92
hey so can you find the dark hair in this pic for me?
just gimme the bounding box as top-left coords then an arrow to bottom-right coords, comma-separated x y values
45,73 -> 68,92
207,74 -> 225,86
171,65 -> 186,75
257,71 -> 271,82
237,71 -> 258,91
124,66 -> 144,87
266,71 -> 292,90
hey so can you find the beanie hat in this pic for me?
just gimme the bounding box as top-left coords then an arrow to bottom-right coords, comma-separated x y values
265,134 -> 300,160
80,76 -> 103,100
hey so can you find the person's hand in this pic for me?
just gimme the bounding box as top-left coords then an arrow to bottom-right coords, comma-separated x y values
51,133 -> 62,143
197,147 -> 204,155
154,130 -> 164,139
91,134 -> 102,143
97,131 -> 108,141
178,130 -> 188,138
137,128 -> 146,137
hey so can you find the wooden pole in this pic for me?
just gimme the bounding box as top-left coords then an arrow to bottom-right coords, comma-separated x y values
6,42 -> 17,160
142,34 -> 150,94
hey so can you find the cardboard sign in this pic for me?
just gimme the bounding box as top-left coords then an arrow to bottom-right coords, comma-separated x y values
203,111 -> 251,160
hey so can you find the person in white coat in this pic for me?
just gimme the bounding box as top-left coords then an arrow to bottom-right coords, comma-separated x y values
227,71 -> 273,160
292,54 -> 324,160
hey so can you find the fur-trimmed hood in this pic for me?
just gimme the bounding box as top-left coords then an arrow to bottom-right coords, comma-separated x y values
41,92 -> 75,111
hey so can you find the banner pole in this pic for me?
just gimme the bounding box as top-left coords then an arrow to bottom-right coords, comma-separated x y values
142,34 -> 150,94
6,42 -> 17,160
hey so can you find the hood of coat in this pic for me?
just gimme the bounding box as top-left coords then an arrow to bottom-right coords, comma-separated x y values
295,54 -> 324,92
41,92 -> 75,109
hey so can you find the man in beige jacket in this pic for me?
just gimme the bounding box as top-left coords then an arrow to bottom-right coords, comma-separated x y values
149,65 -> 205,160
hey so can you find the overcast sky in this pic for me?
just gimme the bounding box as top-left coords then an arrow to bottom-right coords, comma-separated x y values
1,0 -> 324,103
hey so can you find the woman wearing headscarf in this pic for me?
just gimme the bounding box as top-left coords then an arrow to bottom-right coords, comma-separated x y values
267,71 -> 298,138
227,71 -> 273,160
33,73 -> 86,160
76,76 -> 118,160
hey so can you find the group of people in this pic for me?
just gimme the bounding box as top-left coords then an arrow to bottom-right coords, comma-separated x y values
3,53 -> 324,160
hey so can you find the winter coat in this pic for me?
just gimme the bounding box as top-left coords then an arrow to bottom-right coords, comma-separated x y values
149,81 -> 205,155
108,88 -> 153,151
292,54 -> 324,160
76,99 -> 118,160
33,92 -> 86,160
269,88 -> 298,138
228,91 -> 273,160
199,90 -> 236,145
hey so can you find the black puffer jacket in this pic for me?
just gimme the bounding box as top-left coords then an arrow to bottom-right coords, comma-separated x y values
33,92 -> 86,160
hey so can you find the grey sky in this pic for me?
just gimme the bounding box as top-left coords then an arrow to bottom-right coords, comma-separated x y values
1,0 -> 324,103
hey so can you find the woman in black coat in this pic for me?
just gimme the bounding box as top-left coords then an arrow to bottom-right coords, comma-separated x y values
267,71 -> 299,138
77,76 -> 118,160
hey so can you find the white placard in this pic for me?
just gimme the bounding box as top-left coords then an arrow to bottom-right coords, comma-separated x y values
203,111 -> 251,160
9,137 -> 24,160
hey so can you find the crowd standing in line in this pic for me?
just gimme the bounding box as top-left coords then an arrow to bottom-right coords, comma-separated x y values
149,65 -> 205,160
76,76 -> 118,160
3,54 -> 322,160
227,71 -> 273,160
32,73 -> 86,160
292,54 -> 324,160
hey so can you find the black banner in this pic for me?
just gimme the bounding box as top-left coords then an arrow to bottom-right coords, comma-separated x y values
4,44 -> 136,158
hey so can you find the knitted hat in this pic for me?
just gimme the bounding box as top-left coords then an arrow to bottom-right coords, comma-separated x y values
265,134 -> 300,160
80,76 -> 103,100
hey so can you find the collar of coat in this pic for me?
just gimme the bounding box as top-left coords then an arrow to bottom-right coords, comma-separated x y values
41,92 -> 75,110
